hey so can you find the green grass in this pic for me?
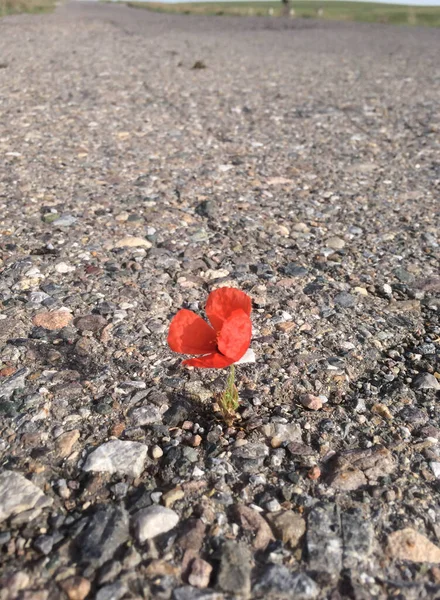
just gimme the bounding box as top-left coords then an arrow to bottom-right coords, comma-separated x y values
0,0 -> 56,17
126,1 -> 440,27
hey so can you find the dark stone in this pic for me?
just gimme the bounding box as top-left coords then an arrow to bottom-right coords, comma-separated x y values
163,402 -> 190,427
74,314 -> 107,333
75,505 -> 130,568
173,588 -> 221,600
398,407 -> 428,426
34,534 -> 54,555
283,263 -> 309,278
231,443 -> 269,474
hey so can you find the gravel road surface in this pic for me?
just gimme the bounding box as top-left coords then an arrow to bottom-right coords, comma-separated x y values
0,3 -> 439,598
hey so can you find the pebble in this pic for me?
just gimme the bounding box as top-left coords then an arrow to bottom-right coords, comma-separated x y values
431,462 -> 440,478
413,372 -> 440,391
387,528 -> 440,563
95,582 -> 127,600
129,405 -> 162,426
55,429 -> 80,458
326,236 -> 345,250
254,565 -> 319,600
134,505 -> 179,542
163,487 -> 185,507
33,310 -> 73,330
74,314 -> 107,333
0,470 -> 53,523
266,510 -> 306,548
113,236 -> 152,249
55,262 -> 76,274
188,558 -> 213,588
307,504 -> 342,582
234,504 -> 274,550
76,505 -> 130,568
151,445 -> 164,459
82,439 -> 148,478
299,394 -> 323,411
53,215 -> 77,227
333,292 -> 356,308
217,541 -> 251,598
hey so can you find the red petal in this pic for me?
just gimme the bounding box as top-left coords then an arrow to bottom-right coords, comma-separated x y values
183,352 -> 235,369
168,309 -> 217,355
217,309 -> 252,361
206,288 -> 252,332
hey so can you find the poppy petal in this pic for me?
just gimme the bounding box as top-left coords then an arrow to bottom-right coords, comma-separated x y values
167,309 -> 217,355
206,288 -> 252,332
183,352 -> 235,369
217,309 -> 252,362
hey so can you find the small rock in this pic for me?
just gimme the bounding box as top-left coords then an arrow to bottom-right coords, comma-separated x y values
232,442 -> 269,474
371,404 -> 393,420
134,505 -> 179,542
266,510 -> 306,548
33,310 -> 72,330
234,504 -> 274,550
326,236 -> 345,250
188,558 -> 213,588
173,588 -> 224,600
34,534 -> 53,555
254,565 -> 319,600
387,528 -> 440,563
299,394 -> 323,411
76,505 -> 130,568
413,373 -> 440,391
163,402 -> 190,427
129,405 -> 162,426
341,508 -> 374,568
59,576 -> 91,600
327,445 -> 395,491
431,462 -> 440,478
163,487 -> 185,508
398,407 -> 428,426
55,430 -> 80,458
151,445 -> 164,459
0,470 -> 53,523
334,292 -> 356,308
0,368 -> 28,400
82,439 -> 148,478
53,215 -> 77,227
217,541 -> 251,598
55,262 -> 75,274
307,504 -> 342,583
74,314 -> 107,333
96,582 -> 127,600
113,236 -> 152,249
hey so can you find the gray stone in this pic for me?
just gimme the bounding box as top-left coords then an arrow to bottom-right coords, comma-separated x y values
134,505 -> 179,542
232,443 -> 269,473
398,407 -> 428,426
82,439 -> 148,478
217,541 -> 251,598
96,582 -> 127,600
34,534 -> 54,555
306,504 -> 342,583
52,215 -> 77,227
413,373 -> 440,391
173,588 -> 224,600
76,505 -> 130,568
0,470 -> 53,523
341,508 -> 374,568
129,405 -> 162,426
334,292 -> 356,308
0,368 -> 28,400
254,565 -> 319,600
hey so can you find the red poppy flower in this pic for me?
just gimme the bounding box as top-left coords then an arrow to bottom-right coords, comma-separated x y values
168,288 -> 252,368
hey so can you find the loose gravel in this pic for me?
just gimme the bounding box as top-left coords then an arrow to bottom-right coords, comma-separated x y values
0,2 -> 439,599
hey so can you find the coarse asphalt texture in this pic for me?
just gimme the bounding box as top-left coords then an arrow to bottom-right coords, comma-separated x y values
0,2 -> 439,599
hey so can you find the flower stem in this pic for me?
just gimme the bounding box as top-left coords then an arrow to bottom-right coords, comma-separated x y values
218,364 -> 239,426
